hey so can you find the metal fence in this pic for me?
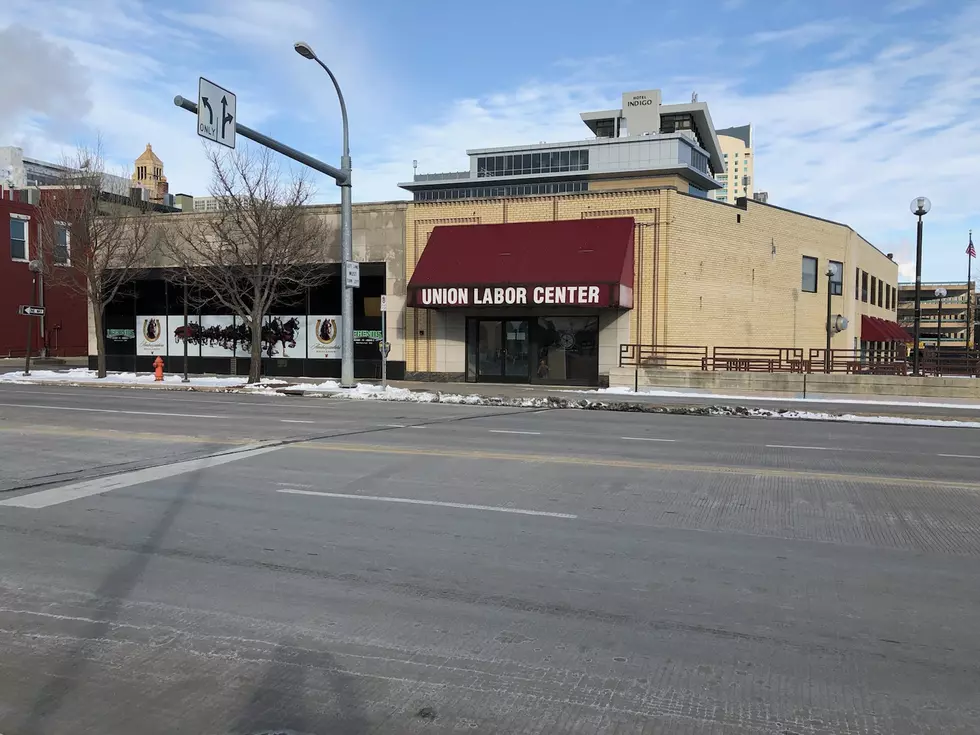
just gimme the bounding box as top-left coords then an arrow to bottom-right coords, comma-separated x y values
619,344 -> 708,370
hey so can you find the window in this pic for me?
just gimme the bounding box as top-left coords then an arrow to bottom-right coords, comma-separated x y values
10,215 -> 28,261
870,276 -> 878,305
802,256 -> 818,293
855,267 -> 860,299
829,260 -> 843,295
861,271 -> 869,302
878,279 -> 884,308
54,223 -> 70,265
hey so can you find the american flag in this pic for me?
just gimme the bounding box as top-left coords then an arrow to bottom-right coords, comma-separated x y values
969,235 -> 976,259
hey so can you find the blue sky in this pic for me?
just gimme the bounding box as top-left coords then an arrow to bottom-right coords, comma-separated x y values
1,0 -> 978,281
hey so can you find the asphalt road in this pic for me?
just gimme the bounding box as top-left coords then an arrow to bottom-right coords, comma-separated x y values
1,384 -> 980,734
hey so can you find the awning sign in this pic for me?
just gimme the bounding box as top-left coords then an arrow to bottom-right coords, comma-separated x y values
414,285 -> 605,308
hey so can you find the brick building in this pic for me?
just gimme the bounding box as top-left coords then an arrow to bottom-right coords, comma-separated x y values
398,90 -> 902,385
0,188 -> 87,357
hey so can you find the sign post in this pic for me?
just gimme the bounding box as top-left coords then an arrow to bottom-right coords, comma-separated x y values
345,261 -> 360,289
380,294 -> 387,388
197,78 -> 236,149
18,305 -> 44,377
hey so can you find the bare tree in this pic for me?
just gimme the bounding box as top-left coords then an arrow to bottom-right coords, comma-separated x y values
165,146 -> 329,383
37,144 -> 158,377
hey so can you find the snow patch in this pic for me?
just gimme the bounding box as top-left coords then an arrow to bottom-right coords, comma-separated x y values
589,386 -> 980,411
0,369 -> 247,387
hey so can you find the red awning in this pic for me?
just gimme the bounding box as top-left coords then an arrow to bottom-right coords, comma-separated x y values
408,217 -> 635,309
861,314 -> 912,343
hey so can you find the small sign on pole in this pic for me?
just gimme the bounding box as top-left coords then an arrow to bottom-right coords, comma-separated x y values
197,77 -> 236,149
345,261 -> 360,289
18,305 -> 45,316
380,294 -> 387,312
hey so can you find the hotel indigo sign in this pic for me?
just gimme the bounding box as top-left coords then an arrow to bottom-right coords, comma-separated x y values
413,285 -> 609,307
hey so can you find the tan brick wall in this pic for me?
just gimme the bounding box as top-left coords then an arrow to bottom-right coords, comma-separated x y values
663,194 -> 898,353
404,189 -> 898,372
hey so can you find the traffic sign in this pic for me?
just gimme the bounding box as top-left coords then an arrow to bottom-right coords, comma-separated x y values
380,294 -> 387,312
18,305 -> 45,316
198,77 -> 236,149
345,261 -> 360,289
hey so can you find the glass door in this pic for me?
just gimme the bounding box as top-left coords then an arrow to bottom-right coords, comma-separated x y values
503,320 -> 530,380
477,321 -> 503,380
469,319 -> 531,382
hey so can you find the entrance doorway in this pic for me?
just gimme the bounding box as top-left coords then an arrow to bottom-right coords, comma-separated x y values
472,319 -> 530,382
466,316 -> 599,385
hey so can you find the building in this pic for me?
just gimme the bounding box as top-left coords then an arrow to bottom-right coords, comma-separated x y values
0,188 -> 88,357
1,143 -> 180,358
712,125 -> 754,204
401,89 -> 725,202
397,92 -> 902,386
88,202 -> 409,379
0,146 -> 132,196
131,144 -> 170,205
897,282 -> 977,349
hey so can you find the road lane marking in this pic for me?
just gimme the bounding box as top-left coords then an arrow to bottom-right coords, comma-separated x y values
0,444 -> 283,509
280,419 -> 315,424
938,453 -> 980,459
489,429 -> 542,435
296,442 -> 980,491
382,424 -> 407,428
277,488 -> 577,519
0,402 -> 220,419
766,444 -> 835,451
621,436 -> 676,442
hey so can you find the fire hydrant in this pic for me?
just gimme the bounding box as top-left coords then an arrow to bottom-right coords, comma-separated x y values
153,356 -> 164,382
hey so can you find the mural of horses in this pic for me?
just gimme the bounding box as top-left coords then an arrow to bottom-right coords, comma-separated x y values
262,317 -> 301,357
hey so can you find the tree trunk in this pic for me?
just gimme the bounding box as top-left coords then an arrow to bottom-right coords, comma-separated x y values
248,315 -> 263,384
93,305 -> 107,379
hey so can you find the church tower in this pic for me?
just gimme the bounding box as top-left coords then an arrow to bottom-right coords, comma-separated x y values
132,143 -> 169,203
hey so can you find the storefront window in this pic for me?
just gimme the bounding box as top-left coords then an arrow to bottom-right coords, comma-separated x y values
531,316 -> 599,385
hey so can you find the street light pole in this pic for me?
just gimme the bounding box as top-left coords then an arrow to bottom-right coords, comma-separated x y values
935,287 -> 947,377
294,41 -> 355,388
910,196 -> 932,376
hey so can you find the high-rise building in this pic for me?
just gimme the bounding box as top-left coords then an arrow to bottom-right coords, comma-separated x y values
712,125 -> 754,204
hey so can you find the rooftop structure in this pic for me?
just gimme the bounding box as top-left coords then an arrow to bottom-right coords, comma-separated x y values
400,89 -> 726,202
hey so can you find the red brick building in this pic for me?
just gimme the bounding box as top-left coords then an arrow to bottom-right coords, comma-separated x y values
0,188 -> 88,357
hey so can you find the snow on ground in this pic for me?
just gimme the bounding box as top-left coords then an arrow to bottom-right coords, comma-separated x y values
0,369 -> 290,390
772,411 -> 980,429
589,386 -> 980,411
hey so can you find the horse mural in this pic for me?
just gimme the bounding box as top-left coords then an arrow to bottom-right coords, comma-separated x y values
169,316 -> 302,356
261,317 -> 301,358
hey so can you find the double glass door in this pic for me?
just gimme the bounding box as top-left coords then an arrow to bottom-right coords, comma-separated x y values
474,320 -> 529,381
466,316 -> 600,385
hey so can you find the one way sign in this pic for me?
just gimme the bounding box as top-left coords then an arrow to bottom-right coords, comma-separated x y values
197,77 -> 236,149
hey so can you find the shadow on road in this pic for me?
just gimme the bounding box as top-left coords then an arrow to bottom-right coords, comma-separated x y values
17,469 -> 202,733
232,641 -> 370,735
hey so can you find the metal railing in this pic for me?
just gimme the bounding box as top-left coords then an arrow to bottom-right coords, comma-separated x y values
619,344 -> 708,370
708,346 -> 807,373
808,348 -> 908,374
920,348 -> 980,377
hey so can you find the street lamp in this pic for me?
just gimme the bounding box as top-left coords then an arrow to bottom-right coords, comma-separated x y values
910,196 -> 932,376
824,263 -> 838,373
935,286 -> 947,376
294,41 -> 355,388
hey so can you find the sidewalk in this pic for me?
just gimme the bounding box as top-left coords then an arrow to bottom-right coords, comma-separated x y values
4,368 -> 980,426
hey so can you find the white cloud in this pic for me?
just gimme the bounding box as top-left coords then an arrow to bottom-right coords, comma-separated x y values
3,1 -> 977,280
